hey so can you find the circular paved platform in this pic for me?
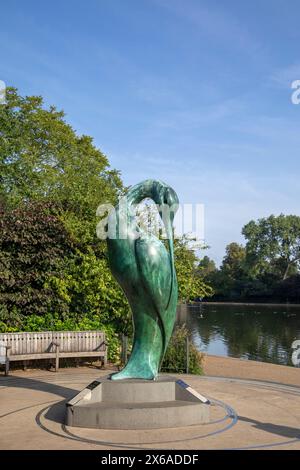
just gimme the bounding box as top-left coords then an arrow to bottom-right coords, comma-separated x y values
0,368 -> 300,450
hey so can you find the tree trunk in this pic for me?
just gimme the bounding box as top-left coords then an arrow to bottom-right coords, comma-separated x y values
283,263 -> 290,280
283,257 -> 300,280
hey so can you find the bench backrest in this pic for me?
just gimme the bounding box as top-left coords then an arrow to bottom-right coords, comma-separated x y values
52,331 -> 106,353
0,331 -> 105,356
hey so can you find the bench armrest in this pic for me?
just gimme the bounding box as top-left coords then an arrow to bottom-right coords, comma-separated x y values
95,340 -> 108,351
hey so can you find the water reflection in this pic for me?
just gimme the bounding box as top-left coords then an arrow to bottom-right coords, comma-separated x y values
180,303 -> 300,366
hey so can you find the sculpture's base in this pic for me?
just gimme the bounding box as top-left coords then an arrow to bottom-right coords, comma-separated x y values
66,375 -> 210,429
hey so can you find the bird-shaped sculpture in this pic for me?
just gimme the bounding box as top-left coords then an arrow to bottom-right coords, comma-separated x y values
106,179 -> 179,380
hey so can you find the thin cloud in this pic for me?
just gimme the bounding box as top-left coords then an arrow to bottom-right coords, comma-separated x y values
154,0 -> 262,57
152,98 -> 244,130
271,63 -> 300,87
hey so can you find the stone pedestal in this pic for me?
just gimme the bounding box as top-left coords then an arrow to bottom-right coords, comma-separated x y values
66,375 -> 210,429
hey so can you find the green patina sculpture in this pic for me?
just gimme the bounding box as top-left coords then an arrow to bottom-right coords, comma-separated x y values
106,179 -> 179,380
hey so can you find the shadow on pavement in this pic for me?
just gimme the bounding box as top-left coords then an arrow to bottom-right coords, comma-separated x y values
0,374 -> 77,399
239,415 -> 300,439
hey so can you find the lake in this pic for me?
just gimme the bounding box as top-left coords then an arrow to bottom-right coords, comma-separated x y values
178,303 -> 300,367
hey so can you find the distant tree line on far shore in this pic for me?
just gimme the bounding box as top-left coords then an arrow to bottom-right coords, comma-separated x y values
198,214 -> 300,303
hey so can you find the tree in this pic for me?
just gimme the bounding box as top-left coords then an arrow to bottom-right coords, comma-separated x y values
243,214 -> 300,280
174,237 -> 213,302
221,242 -> 246,279
0,87 -> 123,244
216,243 -> 246,299
198,256 -> 217,277
206,243 -> 249,300
0,88 -> 128,330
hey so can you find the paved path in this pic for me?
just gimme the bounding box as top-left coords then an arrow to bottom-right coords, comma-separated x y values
0,364 -> 300,450
204,355 -> 300,387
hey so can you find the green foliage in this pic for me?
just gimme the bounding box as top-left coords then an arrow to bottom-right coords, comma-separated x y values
221,243 -> 246,279
47,247 -> 131,332
243,214 -> 300,281
208,243 -> 247,299
0,200 -> 131,334
0,87 -> 123,243
162,325 -> 204,374
198,255 -> 217,277
0,201 -> 74,317
174,236 -> 213,302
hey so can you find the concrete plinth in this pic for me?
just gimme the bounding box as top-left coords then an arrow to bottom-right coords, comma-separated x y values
66,375 -> 210,429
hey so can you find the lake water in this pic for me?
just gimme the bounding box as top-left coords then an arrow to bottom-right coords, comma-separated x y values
179,303 -> 300,367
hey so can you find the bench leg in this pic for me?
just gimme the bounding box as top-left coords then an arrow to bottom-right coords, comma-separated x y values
55,347 -> 60,372
5,359 -> 9,376
103,351 -> 107,368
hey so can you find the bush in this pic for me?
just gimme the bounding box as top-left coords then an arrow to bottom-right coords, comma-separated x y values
162,325 -> 204,375
0,201 -> 74,317
46,247 -> 131,332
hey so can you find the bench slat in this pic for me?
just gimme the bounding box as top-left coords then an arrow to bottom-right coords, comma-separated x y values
8,351 -> 105,361
9,353 -> 57,361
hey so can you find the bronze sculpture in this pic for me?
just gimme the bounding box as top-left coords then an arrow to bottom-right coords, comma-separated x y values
106,179 -> 179,380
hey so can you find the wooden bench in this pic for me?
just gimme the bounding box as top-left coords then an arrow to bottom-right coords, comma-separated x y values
0,331 -> 107,375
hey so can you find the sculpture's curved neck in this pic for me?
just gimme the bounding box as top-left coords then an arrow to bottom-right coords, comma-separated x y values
125,179 -> 165,207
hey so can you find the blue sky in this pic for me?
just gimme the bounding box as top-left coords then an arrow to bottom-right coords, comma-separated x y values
1,0 -> 300,264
